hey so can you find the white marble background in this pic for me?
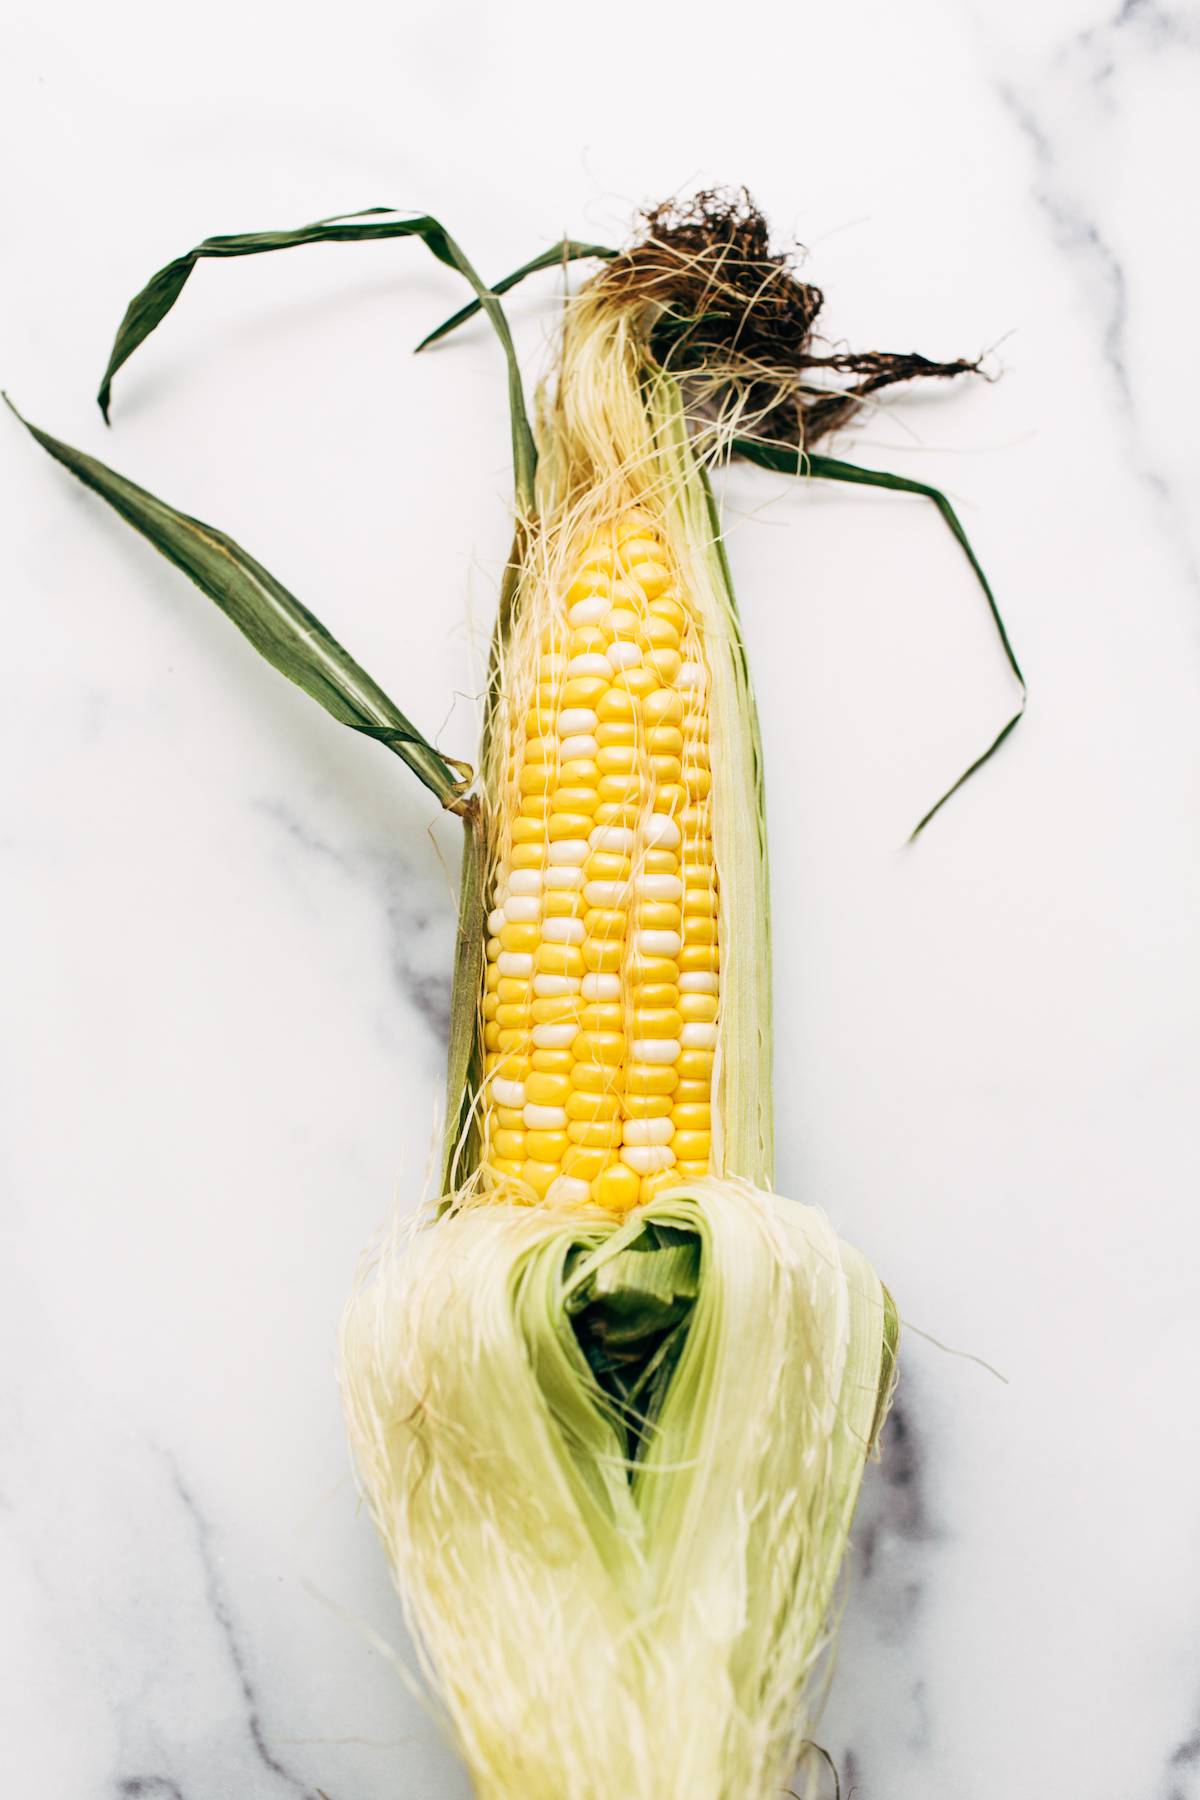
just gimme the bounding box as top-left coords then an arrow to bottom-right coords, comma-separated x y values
3,1 -> 1199,1795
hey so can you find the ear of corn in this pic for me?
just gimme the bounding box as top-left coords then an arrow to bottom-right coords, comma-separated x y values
13,190 -> 1018,1800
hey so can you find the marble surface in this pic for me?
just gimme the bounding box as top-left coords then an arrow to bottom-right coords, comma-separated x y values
4,1 -> 1200,1795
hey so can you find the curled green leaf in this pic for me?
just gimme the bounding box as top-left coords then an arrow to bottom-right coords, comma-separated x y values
731,436 -> 1025,838
414,239 -> 617,352
96,206 -> 538,514
6,395 -> 472,814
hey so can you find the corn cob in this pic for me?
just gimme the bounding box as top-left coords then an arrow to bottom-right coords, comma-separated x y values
10,187 -> 1019,1800
481,510 -> 718,1210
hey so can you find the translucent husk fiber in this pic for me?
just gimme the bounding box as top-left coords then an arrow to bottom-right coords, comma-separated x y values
340,238 -> 897,1799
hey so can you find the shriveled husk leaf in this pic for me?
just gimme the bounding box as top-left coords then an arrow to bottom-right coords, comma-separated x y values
341,1179 -> 894,1800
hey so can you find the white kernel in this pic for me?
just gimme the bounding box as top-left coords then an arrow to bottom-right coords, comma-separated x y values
568,597 -> 611,627
533,1022 -> 580,1049
567,653 -> 613,678
557,708 -> 598,737
635,929 -> 682,959
589,825 -> 636,854
487,907 -> 507,935
620,1144 -> 676,1174
542,917 -> 585,945
643,816 -> 681,850
497,952 -> 534,978
546,1175 -> 591,1207
548,839 -> 590,866
631,1038 -> 682,1064
524,1104 -> 569,1130
544,864 -> 585,888
504,895 -> 541,923
582,973 -> 621,1001
679,972 -> 719,994
584,880 -> 626,908
606,640 -> 643,670
508,869 -> 543,895
533,974 -> 580,997
558,734 -> 598,760
635,873 -> 682,900
491,1078 -> 526,1108
622,1117 -> 674,1146
610,607 -> 640,634
675,661 -> 706,689
681,1022 -> 718,1049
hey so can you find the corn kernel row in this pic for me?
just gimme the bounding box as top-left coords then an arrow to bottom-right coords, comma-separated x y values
481,509 -> 718,1213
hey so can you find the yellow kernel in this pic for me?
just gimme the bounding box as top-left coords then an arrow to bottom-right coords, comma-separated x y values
679,945 -> 719,973
678,1049 -> 714,1081
631,1009 -> 683,1039
597,773 -> 645,806
642,849 -> 679,874
500,922 -> 540,953
525,708 -> 556,739
679,993 -> 718,1023
566,1090 -> 620,1122
484,1023 -> 500,1049
671,1130 -> 711,1162
526,1129 -> 569,1162
648,754 -> 682,785
560,758 -> 600,786
531,995 -> 584,1026
570,626 -> 610,655
583,909 -> 627,939
485,963 -> 501,992
485,936 -> 501,962
524,734 -> 558,763
630,957 -> 679,987
519,764 -> 554,795
625,559 -> 672,600
594,803 -> 642,827
551,786 -> 600,817
497,977 -> 531,1003
511,841 -> 545,867
646,650 -> 682,685
633,983 -> 678,1011
519,795 -> 551,821
597,689 -> 637,725
595,720 -> 637,748
672,1103 -> 712,1130
580,1004 -> 624,1035
494,1104 -> 526,1130
686,767 -> 713,800
643,689 -> 684,726
563,1145 -> 611,1180
593,1163 -> 641,1213
596,744 -> 638,775
623,1093 -> 673,1119
543,890 -> 584,918
497,1028 -> 532,1054
583,937 -> 624,973
617,667 -> 658,700
674,1160 -> 710,1180
646,725 -> 684,756
491,1129 -> 526,1160
626,1063 -> 679,1096
562,677 -> 609,708
489,1156 -> 524,1181
570,1062 -> 618,1094
548,812 -> 595,841
636,901 -> 681,931
495,1003 -> 532,1030
568,1119 -> 623,1148
683,885 -> 718,915
638,617 -> 680,653
512,817 -> 547,845
640,1171 -> 677,1204
673,1078 -> 710,1105
574,1030 -> 625,1066
535,944 -> 586,976
649,596 -> 687,633
566,567 -> 612,603
531,1048 -> 575,1074
493,1051 -> 531,1080
683,915 -> 718,945
522,1160 -> 560,1197
482,993 -> 499,1022
652,783 -> 686,815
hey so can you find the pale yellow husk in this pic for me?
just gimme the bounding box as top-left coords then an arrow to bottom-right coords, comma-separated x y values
342,1180 -> 892,1800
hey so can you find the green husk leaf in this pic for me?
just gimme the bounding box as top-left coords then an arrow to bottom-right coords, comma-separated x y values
6,397 -> 471,812
96,206 -> 538,513
731,436 -> 1025,839
414,239 -> 617,352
